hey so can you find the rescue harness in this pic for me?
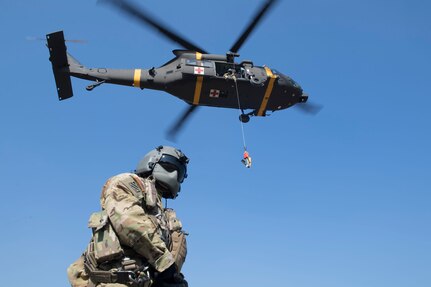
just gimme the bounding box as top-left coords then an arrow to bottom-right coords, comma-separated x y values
84,248 -> 152,287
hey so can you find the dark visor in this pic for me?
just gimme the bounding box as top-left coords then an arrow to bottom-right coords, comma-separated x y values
158,154 -> 187,182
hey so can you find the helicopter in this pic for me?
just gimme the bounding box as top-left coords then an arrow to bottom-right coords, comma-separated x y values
47,0 -> 317,139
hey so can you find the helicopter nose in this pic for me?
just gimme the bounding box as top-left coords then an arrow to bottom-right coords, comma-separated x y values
292,86 -> 304,101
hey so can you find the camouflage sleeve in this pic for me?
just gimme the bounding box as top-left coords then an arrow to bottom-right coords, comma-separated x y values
102,174 -> 175,272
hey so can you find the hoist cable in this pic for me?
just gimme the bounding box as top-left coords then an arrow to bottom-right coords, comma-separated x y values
231,73 -> 247,151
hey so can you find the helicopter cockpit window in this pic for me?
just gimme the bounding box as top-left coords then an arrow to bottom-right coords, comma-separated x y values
284,74 -> 301,88
186,59 -> 213,68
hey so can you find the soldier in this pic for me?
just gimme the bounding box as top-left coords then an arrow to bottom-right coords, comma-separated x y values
67,146 -> 190,287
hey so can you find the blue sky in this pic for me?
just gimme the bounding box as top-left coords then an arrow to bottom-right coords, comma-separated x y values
0,0 -> 430,286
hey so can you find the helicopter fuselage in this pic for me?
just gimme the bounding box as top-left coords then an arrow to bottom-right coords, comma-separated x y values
66,49 -> 306,117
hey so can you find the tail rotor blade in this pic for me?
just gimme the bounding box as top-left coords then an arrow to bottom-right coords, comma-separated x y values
167,105 -> 199,141
229,0 -> 278,53
27,36 -> 87,44
100,0 -> 207,53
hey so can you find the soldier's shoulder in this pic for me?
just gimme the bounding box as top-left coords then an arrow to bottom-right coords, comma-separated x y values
101,173 -> 146,203
102,173 -> 135,193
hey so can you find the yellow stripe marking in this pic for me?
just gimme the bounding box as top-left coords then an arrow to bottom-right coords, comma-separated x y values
193,76 -> 203,105
264,66 -> 274,78
257,67 -> 277,116
192,52 -> 204,105
133,69 -> 142,88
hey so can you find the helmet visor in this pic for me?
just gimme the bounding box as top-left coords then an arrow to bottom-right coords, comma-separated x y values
158,154 -> 188,183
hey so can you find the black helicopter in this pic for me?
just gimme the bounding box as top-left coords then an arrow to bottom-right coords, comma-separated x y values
47,0 -> 316,139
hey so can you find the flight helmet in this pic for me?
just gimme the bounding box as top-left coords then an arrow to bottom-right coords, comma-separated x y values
135,146 -> 189,199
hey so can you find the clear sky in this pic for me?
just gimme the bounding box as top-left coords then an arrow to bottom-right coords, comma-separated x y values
0,0 -> 430,286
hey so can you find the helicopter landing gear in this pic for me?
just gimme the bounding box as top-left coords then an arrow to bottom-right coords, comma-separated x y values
239,110 -> 257,123
86,80 -> 105,91
239,114 -> 250,123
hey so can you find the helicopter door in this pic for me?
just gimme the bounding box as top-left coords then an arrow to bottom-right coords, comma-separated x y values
215,62 -> 242,78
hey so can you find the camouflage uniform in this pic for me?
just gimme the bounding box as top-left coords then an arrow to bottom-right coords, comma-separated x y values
68,173 -> 187,287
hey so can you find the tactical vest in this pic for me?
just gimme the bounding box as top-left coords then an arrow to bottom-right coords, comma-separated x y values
84,174 -> 187,286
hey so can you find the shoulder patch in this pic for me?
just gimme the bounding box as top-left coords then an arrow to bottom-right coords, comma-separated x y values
129,181 -> 141,194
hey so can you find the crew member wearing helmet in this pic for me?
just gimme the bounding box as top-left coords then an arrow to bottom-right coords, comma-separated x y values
67,146 -> 189,287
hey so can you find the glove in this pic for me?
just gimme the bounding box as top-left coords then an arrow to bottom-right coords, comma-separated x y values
156,277 -> 188,287
155,264 -> 177,281
172,272 -> 187,284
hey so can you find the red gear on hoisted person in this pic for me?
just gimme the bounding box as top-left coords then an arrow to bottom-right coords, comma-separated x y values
242,150 -> 252,168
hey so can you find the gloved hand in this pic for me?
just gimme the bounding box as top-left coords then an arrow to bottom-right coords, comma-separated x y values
155,276 -> 188,287
174,274 -> 188,287
155,264 -> 177,281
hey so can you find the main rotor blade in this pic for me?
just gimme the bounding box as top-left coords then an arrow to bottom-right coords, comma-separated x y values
229,0 -> 278,53
167,105 -> 199,141
101,0 -> 208,54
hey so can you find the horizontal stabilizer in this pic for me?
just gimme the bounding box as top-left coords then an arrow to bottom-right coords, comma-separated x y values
46,31 -> 73,100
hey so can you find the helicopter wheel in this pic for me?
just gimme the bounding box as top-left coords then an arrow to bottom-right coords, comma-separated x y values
239,114 -> 250,123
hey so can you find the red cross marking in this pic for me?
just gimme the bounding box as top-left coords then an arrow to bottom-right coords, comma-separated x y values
210,89 -> 219,97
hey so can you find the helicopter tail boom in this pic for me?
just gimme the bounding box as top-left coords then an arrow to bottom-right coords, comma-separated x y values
46,31 -> 74,101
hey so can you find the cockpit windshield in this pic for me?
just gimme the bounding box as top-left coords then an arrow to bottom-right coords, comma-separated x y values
276,70 -> 301,89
